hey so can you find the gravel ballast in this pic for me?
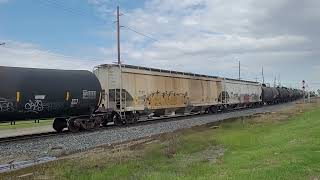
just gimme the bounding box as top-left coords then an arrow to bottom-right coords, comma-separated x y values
0,103 -> 294,164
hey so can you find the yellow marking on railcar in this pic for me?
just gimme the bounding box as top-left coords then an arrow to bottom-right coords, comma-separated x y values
66,91 -> 70,101
16,91 -> 20,103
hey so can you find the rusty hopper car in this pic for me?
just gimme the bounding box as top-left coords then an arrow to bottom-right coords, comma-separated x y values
221,78 -> 262,108
0,66 -> 102,125
94,64 -> 224,124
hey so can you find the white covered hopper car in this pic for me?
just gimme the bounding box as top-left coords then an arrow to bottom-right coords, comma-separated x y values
222,78 -> 262,108
93,64 -> 262,124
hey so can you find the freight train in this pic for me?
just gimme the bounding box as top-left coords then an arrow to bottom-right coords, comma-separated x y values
0,64 -> 304,132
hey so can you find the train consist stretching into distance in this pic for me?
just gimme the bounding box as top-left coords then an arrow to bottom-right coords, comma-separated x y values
0,64 -> 304,132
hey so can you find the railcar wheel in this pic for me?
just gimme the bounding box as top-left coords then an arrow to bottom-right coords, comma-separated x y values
53,118 -> 67,133
113,114 -> 123,126
68,118 -> 80,133
133,113 -> 139,124
93,121 -> 101,129
209,106 -> 218,114
125,112 -> 139,124
101,114 -> 109,127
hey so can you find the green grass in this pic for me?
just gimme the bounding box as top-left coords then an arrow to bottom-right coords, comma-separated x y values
4,106 -> 320,179
0,119 -> 53,130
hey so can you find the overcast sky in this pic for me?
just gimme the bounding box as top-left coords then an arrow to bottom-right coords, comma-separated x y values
0,0 -> 319,90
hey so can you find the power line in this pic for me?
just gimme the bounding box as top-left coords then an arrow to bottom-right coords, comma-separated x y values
121,25 -> 159,42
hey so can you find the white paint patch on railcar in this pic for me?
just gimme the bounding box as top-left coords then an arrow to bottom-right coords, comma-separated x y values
35,95 -> 46,100
222,79 -> 262,104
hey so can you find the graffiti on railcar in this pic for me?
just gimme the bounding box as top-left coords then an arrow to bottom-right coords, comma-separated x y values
251,94 -> 260,101
44,102 -> 65,111
243,94 -> 250,103
240,94 -> 260,103
144,91 -> 188,107
229,92 -> 240,103
0,98 -> 15,112
25,100 -> 44,112
24,99 -> 66,112
218,91 -> 230,103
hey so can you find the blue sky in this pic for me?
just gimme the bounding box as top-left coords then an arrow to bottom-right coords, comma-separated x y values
0,0 -> 319,90
0,0 -> 144,58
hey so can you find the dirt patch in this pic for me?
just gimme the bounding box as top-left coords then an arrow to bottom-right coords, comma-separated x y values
64,138 -> 157,163
181,145 -> 225,164
162,134 -> 181,158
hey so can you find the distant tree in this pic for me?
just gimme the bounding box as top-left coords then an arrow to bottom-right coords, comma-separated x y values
318,89 -> 320,96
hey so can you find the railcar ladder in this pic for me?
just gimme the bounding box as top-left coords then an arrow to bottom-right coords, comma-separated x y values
115,89 -> 127,119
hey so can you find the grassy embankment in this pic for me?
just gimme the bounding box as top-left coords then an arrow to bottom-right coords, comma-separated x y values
0,119 -> 53,130
3,101 -> 320,179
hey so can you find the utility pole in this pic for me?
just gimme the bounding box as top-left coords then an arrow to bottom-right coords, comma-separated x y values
116,6 -> 121,65
302,80 -> 306,103
262,67 -> 265,84
116,6 -> 123,119
238,61 -> 240,80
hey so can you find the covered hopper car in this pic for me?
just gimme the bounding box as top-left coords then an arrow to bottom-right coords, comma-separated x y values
221,78 -> 262,108
91,64 -> 263,127
94,64 -> 223,121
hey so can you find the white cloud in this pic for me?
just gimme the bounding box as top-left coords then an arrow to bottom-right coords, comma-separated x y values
87,0 -> 114,18
0,41 -> 104,70
91,0 -> 319,89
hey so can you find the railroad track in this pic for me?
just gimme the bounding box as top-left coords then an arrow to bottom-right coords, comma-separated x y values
0,102 -> 294,144
0,114 -> 202,143
0,131 -> 70,144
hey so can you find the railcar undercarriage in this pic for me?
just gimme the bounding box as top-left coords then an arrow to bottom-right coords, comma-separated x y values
52,102 -> 265,133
